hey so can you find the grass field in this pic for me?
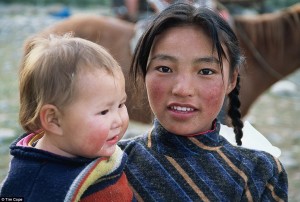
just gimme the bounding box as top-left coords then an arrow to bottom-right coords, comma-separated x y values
0,3 -> 299,200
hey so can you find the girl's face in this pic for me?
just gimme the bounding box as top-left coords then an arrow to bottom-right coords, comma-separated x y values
146,25 -> 237,135
57,69 -> 128,158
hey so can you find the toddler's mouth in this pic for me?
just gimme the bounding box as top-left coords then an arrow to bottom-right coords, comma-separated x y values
107,135 -> 119,144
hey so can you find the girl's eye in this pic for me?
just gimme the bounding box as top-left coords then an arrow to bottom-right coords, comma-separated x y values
199,69 -> 214,75
100,110 -> 109,115
157,66 -> 172,73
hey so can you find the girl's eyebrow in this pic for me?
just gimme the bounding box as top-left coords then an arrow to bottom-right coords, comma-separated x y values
150,54 -> 177,62
150,54 -> 220,64
193,56 -> 220,64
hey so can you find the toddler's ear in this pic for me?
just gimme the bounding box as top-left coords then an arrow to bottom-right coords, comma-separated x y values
40,104 -> 63,136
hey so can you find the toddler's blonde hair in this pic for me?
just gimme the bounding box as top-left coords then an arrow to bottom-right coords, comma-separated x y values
19,34 -> 122,133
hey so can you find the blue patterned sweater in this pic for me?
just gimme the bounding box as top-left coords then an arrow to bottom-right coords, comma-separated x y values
119,120 -> 288,201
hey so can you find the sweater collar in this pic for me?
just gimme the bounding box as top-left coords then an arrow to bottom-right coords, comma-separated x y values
147,119 -> 226,157
10,133 -> 98,165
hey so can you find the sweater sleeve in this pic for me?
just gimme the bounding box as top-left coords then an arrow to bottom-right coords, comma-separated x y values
261,160 -> 288,201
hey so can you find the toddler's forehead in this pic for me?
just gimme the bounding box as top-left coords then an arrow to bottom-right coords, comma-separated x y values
75,66 -> 125,86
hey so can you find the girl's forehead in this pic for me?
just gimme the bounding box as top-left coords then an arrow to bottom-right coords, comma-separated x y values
154,25 -> 230,59
154,25 -> 212,46
151,26 -> 214,54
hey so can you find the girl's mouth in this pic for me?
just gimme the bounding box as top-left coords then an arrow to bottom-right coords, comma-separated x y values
167,103 -> 198,120
169,105 -> 195,112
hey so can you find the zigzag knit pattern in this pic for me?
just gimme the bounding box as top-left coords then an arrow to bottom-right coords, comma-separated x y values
64,146 -> 124,202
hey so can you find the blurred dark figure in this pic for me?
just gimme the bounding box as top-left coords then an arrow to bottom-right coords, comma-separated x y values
112,0 -> 156,22
112,0 -> 232,22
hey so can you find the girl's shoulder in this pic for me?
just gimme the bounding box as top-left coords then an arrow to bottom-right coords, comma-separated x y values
118,133 -> 148,153
223,141 -> 286,179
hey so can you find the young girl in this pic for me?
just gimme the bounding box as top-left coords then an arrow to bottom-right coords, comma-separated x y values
119,3 -> 288,201
0,34 -> 135,201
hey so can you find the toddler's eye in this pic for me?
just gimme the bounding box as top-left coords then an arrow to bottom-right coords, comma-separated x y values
157,66 -> 172,73
118,103 -> 125,108
199,69 -> 214,75
100,110 -> 109,115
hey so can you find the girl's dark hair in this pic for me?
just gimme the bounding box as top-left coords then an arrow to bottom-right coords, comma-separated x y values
131,2 -> 245,145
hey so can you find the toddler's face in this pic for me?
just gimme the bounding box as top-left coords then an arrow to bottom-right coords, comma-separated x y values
59,69 -> 128,158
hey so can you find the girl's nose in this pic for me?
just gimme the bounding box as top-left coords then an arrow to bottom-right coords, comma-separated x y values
171,74 -> 195,97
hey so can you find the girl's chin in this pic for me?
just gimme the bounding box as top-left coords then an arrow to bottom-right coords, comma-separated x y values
164,123 -> 212,136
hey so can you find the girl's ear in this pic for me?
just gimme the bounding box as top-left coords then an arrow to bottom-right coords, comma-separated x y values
226,70 -> 238,94
40,104 -> 63,136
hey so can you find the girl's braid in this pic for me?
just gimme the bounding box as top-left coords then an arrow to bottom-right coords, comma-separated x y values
228,74 -> 244,146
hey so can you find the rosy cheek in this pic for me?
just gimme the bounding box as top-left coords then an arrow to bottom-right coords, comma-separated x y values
203,84 -> 225,113
146,77 -> 166,104
87,124 -> 109,147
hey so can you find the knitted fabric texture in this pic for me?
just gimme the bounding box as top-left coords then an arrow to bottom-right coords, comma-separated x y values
119,120 -> 288,201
